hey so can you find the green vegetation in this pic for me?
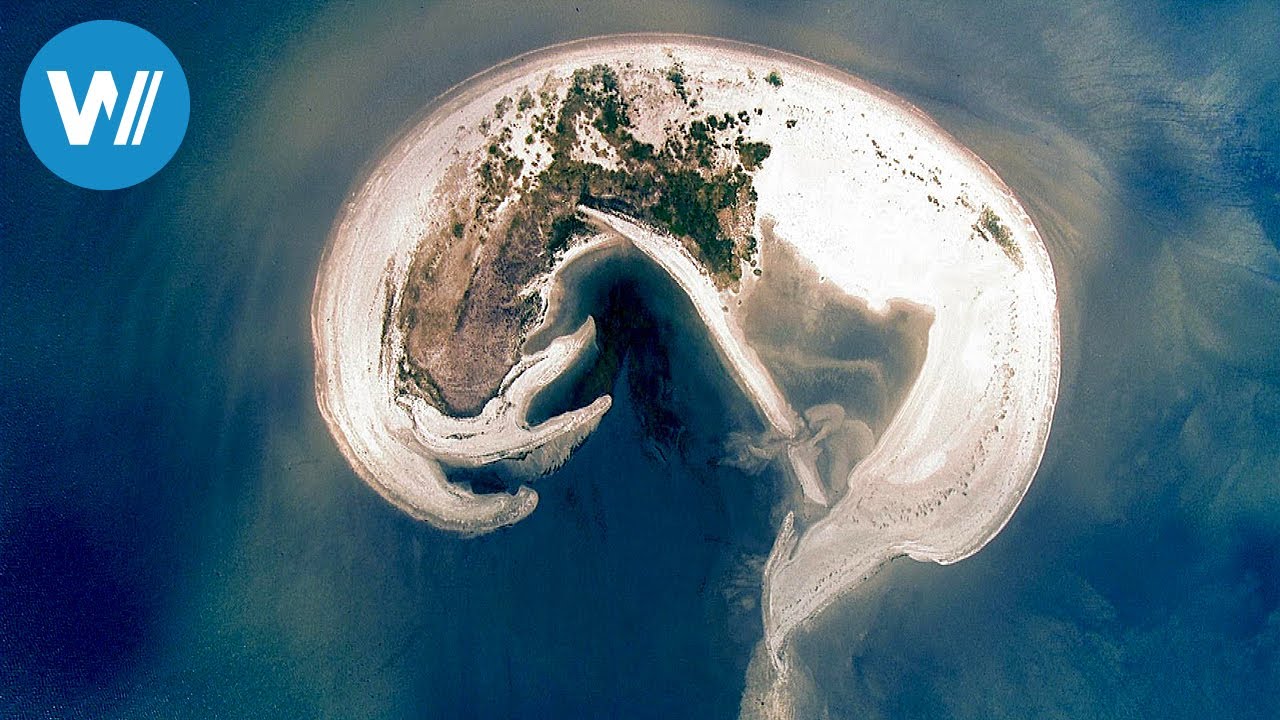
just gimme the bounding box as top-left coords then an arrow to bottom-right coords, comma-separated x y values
547,212 -> 588,255
974,206 -> 1023,266
765,70 -> 783,87
476,129 -> 524,214
494,95 -> 512,119
738,141 -> 771,170
471,63 -> 772,283
651,169 -> 753,274
397,61 -> 779,411
516,88 -> 535,113
666,63 -> 688,101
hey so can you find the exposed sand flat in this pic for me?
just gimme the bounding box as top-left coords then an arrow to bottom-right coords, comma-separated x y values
735,54 -> 1061,661
311,34 -> 1059,714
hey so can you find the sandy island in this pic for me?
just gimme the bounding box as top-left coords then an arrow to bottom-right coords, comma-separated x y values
311,34 -> 1059,716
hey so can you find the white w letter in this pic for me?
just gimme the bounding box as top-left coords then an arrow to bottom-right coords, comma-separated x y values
46,70 -> 119,145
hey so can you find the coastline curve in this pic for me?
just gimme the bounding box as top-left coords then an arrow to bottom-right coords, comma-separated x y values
310,33 -> 1061,712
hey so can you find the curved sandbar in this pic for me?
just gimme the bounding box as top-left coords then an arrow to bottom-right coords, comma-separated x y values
311,34 -> 1059,702
579,207 -> 829,507
741,52 -> 1060,660
408,317 -> 611,474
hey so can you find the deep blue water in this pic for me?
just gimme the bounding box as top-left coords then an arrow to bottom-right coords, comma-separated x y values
2,1 -> 1278,718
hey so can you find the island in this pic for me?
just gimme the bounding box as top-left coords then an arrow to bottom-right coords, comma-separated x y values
311,34 -> 1060,716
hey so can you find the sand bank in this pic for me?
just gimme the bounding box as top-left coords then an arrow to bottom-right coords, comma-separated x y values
311,35 -> 1059,710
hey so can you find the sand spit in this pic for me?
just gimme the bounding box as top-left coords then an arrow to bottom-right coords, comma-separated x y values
579,207 -> 830,507
312,34 -> 1059,715
408,318 -> 611,474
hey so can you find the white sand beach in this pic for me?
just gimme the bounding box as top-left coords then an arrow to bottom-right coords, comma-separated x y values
311,34 -> 1059,713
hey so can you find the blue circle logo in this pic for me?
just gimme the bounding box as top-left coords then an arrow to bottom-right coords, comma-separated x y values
20,21 -> 190,190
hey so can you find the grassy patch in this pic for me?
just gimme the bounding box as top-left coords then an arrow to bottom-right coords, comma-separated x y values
737,141 -> 772,171
547,212 -> 588,255
397,60 -> 782,409
666,63 -> 688,101
510,63 -> 773,283
974,206 -> 1023,266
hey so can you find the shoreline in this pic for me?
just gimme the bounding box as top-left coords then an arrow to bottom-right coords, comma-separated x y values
579,207 -> 830,507
311,34 -> 1061,711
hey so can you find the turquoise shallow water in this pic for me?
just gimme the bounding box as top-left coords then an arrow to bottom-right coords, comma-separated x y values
2,1 -> 1278,718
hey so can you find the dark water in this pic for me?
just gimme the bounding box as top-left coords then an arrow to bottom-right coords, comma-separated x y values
523,243 -> 762,436
2,1 -> 1278,718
